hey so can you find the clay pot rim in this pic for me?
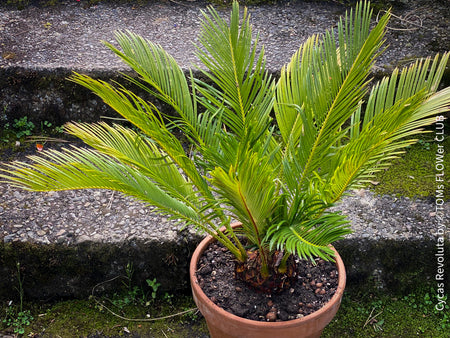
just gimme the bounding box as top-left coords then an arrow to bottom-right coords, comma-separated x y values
190,222 -> 346,328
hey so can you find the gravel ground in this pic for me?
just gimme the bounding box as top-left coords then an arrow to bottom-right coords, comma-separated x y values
1,179 -> 448,244
0,0 -> 448,73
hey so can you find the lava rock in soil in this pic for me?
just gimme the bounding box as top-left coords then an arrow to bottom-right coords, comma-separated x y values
196,243 -> 338,322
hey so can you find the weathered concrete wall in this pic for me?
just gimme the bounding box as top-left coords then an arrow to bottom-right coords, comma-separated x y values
0,232 -> 203,301
0,67 -> 209,128
1,236 -> 448,301
335,238 -> 450,295
0,67 -> 132,127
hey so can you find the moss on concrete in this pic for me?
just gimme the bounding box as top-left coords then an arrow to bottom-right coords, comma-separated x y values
1,294 -> 209,337
323,287 -> 449,337
370,135 -> 450,200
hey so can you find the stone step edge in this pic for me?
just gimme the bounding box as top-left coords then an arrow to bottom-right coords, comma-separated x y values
0,63 -> 397,128
0,236 -> 447,301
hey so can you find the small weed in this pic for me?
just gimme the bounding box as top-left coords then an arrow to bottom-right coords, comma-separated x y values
41,120 -> 52,132
146,278 -> 161,300
2,305 -> 33,335
123,262 -> 134,292
39,120 -> 65,136
53,124 -> 65,134
163,292 -> 174,305
12,117 -> 35,139
418,138 -> 431,151
1,263 -> 33,334
111,286 -> 144,310
106,263 -> 164,310
181,306 -> 200,322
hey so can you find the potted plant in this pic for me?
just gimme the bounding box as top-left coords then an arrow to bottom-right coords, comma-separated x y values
1,1 -> 449,336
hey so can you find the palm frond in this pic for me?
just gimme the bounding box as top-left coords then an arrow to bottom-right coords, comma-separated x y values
103,31 -> 196,128
322,53 -> 450,202
68,73 -> 212,199
0,147 -> 199,222
195,1 -> 274,142
275,1 -> 390,193
209,148 -> 282,246
275,1 -> 377,146
267,212 -> 351,261
65,122 -> 194,200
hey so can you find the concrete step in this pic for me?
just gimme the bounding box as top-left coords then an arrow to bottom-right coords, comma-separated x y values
1,0 -> 449,125
0,0 -> 449,301
1,183 -> 448,301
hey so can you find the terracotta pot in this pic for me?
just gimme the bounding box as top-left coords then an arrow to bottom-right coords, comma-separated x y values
190,224 -> 346,338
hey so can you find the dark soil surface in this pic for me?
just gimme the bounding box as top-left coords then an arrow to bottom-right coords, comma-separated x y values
0,136 -> 90,162
195,241 -> 339,322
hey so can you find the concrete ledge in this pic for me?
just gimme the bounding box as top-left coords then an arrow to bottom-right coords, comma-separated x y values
0,233 -> 203,301
1,176 -> 449,302
1,235 -> 448,301
1,0 -> 449,126
1,188 -> 448,301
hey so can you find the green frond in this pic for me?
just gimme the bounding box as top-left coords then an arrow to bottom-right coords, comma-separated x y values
275,1 -> 390,193
194,1 -> 274,142
0,147 -> 199,222
322,53 -> 450,203
209,150 -> 282,245
362,53 -> 449,129
68,73 -> 213,202
65,122 -> 194,199
103,31 -> 195,125
267,212 -> 351,261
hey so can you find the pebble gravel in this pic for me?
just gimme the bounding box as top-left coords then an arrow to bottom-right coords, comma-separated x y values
0,0 -> 448,73
1,182 -> 448,244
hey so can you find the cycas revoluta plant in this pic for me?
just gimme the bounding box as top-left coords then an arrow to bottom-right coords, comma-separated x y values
1,1 -> 449,291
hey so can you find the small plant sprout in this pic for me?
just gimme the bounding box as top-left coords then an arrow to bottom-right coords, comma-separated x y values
2,263 -> 34,334
146,278 -> 161,300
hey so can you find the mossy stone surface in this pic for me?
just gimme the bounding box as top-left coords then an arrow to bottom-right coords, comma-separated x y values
0,236 -> 201,301
370,135 -> 450,200
335,238 -> 450,295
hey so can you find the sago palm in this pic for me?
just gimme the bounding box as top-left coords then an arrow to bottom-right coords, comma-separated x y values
1,1 -> 449,291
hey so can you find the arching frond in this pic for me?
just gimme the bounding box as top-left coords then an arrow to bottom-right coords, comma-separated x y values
103,31 -> 196,127
0,147 -> 199,222
69,73 -> 213,200
267,212 -> 351,262
195,1 -> 275,143
321,53 -> 450,203
209,148 -> 282,245
65,122 -> 194,199
275,1 -> 390,192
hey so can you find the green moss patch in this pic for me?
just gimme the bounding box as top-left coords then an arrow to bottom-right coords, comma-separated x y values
369,135 -> 449,199
1,294 -> 209,337
2,287 -> 448,337
323,287 -> 449,337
